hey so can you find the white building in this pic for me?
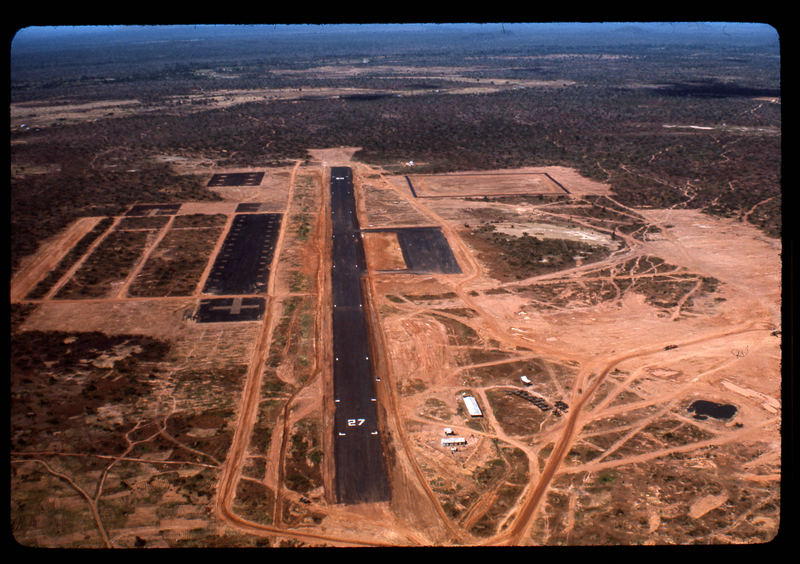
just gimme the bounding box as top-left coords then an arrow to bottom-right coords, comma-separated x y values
442,437 -> 467,447
463,396 -> 482,417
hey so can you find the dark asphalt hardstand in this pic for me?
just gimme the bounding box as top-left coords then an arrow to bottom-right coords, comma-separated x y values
359,227 -> 461,274
202,213 -> 282,296
194,297 -> 266,323
330,167 -> 391,504
207,172 -> 265,187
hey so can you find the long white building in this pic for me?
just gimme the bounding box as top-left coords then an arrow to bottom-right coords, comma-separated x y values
463,396 -> 482,417
441,437 -> 467,446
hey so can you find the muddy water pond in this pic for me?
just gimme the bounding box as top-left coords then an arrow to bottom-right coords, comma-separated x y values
687,400 -> 737,421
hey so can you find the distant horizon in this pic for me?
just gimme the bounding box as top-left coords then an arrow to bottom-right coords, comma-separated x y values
13,21 -> 779,40
11,22 -> 780,66
10,14 -> 782,549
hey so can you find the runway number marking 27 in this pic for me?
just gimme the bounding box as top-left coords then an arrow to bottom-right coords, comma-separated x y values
347,419 -> 366,427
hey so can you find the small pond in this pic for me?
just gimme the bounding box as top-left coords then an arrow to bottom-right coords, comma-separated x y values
687,400 -> 737,421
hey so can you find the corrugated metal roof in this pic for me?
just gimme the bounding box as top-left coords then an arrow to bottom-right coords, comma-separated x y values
442,437 -> 467,446
463,396 -> 482,417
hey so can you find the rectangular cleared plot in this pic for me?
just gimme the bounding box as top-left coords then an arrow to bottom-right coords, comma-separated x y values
171,213 -> 228,228
55,229 -> 150,299
25,217 -> 115,300
128,223 -> 225,297
406,172 -> 569,197
118,215 -> 171,230
202,213 -> 282,295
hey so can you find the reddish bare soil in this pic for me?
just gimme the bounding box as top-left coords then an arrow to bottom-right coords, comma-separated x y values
362,232 -> 407,271
11,153 -> 780,547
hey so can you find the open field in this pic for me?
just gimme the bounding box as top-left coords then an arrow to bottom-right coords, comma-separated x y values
407,171 -> 569,198
11,24 -> 781,548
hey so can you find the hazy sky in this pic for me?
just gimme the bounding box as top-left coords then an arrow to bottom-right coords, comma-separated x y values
12,22 -> 779,43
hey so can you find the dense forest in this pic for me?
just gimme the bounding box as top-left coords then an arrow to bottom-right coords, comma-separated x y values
10,24 -> 781,273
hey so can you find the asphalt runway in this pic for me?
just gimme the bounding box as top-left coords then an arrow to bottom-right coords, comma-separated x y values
330,166 -> 391,504
202,213 -> 282,296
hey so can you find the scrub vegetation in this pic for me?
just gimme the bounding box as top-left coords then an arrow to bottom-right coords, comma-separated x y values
10,23 -> 780,548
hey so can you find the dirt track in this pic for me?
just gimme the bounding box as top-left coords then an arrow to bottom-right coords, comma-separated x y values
351,161 -> 781,545
214,161 -> 300,534
10,216 -> 102,301
11,155 -> 781,547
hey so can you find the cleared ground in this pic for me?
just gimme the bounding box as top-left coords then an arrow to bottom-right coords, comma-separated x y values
407,171 -> 569,197
11,156 -> 781,547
